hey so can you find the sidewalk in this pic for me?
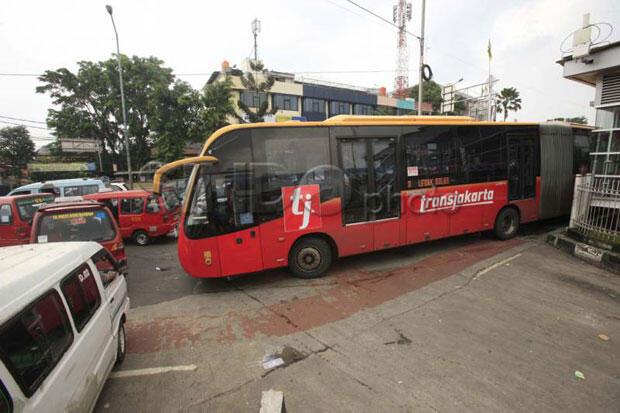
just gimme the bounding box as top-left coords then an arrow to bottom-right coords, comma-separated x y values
96,234 -> 619,412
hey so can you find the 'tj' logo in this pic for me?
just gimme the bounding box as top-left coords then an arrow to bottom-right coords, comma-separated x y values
282,185 -> 322,232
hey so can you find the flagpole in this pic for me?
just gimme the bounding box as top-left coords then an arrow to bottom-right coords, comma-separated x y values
488,39 -> 492,121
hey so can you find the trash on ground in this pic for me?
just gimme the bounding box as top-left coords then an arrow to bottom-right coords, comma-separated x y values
598,334 -> 610,341
155,266 -> 162,271
261,346 -> 306,370
574,370 -> 586,380
262,356 -> 284,370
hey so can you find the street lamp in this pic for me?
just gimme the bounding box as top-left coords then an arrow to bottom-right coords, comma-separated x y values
105,5 -> 133,189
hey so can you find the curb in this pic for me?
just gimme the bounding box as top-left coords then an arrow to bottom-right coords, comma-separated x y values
546,229 -> 620,274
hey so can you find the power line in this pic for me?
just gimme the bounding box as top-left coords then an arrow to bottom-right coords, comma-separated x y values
0,73 -> 41,77
343,0 -> 421,40
0,115 -> 46,125
0,120 -> 51,130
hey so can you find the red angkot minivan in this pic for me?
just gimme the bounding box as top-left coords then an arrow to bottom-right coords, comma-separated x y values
0,193 -> 55,247
84,189 -> 180,246
30,199 -> 127,270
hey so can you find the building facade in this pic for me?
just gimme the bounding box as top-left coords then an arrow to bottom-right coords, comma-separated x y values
207,59 -> 432,124
558,41 -> 620,248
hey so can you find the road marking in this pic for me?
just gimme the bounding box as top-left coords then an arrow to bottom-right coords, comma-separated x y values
110,364 -> 197,379
473,253 -> 522,281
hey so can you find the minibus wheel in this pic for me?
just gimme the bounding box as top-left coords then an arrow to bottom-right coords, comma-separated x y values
494,207 -> 519,240
289,237 -> 332,279
116,322 -> 126,365
133,230 -> 150,246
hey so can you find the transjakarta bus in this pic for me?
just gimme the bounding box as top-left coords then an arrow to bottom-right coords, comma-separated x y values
153,116 -> 592,279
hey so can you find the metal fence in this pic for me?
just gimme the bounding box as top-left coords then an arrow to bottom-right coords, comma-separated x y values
570,174 -> 620,245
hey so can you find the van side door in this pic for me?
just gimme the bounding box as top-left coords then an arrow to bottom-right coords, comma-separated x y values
59,261 -> 114,411
91,249 -> 128,337
119,197 -> 145,239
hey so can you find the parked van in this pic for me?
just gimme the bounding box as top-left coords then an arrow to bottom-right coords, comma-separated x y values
0,242 -> 129,413
0,194 -> 55,247
84,189 -> 180,246
8,178 -> 106,197
30,199 -> 127,270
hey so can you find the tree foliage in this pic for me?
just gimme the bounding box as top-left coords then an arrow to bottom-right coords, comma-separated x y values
0,126 -> 35,179
37,56 -> 175,171
237,61 -> 276,122
547,116 -> 587,124
409,80 -> 443,113
496,87 -> 522,122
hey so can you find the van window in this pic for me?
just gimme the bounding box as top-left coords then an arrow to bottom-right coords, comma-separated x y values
92,250 -> 120,287
36,209 -> 117,243
64,186 -> 81,197
82,185 -> 100,195
0,380 -> 12,413
15,196 -> 54,222
145,195 -> 161,213
161,190 -> 180,211
0,291 -> 73,397
120,198 -> 144,214
0,205 -> 12,225
60,264 -> 101,332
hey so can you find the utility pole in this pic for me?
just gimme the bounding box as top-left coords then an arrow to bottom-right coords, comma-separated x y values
417,0 -> 426,116
487,40 -> 493,121
106,5 -> 133,189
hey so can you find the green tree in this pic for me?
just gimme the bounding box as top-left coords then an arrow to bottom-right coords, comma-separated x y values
237,61 -> 276,122
496,87 -> 522,122
36,55 -> 176,173
201,76 -> 236,134
547,116 -> 587,124
150,81 -> 203,163
0,126 -> 35,180
409,80 -> 443,113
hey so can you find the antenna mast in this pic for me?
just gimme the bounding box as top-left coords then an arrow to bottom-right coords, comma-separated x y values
393,1 -> 412,99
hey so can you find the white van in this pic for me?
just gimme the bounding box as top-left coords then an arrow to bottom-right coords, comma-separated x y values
0,242 -> 130,413
7,179 -> 106,197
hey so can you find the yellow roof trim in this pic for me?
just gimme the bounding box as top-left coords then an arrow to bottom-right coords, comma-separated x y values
324,115 -> 476,123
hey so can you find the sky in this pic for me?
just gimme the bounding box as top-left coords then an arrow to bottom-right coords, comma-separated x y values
1,0 -> 619,147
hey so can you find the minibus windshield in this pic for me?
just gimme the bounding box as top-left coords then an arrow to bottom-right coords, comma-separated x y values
36,208 -> 116,243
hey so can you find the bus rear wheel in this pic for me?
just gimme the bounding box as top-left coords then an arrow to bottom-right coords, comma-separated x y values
494,208 -> 519,240
289,237 -> 332,279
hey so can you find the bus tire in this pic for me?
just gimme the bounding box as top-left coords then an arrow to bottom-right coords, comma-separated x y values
494,207 -> 519,240
115,322 -> 126,365
133,230 -> 150,246
289,237 -> 332,279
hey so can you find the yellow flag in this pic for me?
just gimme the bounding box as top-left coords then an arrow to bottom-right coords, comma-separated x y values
487,40 -> 492,59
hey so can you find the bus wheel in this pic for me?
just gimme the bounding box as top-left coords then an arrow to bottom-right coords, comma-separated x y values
289,237 -> 332,279
133,230 -> 150,246
494,208 -> 519,240
115,322 -> 126,365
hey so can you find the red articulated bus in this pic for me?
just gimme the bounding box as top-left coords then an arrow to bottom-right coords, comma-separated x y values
153,116 -> 593,279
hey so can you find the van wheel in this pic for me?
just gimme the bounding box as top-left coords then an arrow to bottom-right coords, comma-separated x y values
116,322 -> 126,365
494,208 -> 519,240
289,237 -> 332,279
133,230 -> 150,246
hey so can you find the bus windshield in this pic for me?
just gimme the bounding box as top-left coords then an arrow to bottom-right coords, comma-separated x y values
16,195 -> 54,221
36,208 -> 116,243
